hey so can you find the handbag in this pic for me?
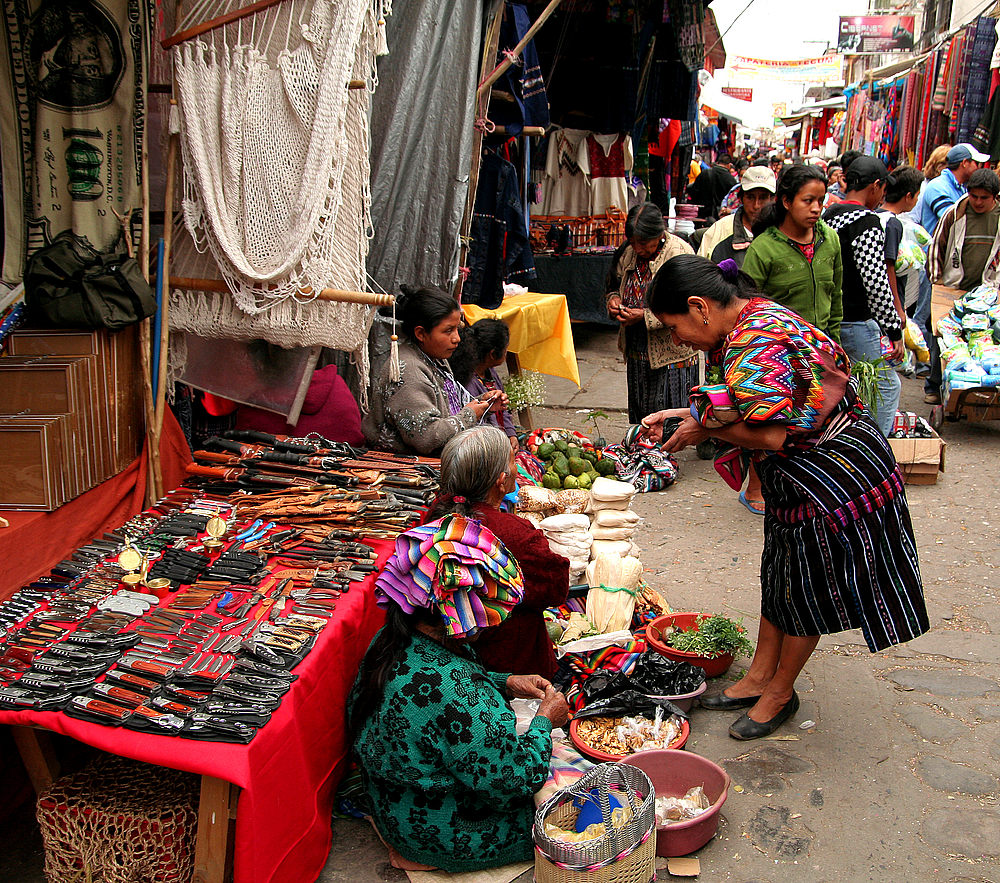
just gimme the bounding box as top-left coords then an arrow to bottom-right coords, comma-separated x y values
24,231 -> 157,330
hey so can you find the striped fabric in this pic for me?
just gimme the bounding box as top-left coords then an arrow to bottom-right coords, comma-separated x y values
375,514 -> 524,638
758,417 -> 928,652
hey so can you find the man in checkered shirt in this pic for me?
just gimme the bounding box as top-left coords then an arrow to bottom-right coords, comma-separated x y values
823,156 -> 906,437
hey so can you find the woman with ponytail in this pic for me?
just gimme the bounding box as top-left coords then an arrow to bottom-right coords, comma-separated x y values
640,255 -> 927,741
428,426 -> 569,678
743,164 -> 844,342
362,286 -> 499,455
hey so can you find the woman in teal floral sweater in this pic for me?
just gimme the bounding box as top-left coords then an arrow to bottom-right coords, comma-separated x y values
349,432 -> 570,871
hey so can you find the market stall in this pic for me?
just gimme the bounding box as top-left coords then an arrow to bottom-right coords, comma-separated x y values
0,437 -> 437,883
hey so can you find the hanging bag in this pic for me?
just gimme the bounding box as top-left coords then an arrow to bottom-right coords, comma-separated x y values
24,231 -> 157,330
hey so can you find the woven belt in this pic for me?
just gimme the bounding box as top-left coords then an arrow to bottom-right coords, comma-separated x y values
769,467 -> 905,531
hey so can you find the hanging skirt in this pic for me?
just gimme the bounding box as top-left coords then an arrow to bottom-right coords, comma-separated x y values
625,357 -> 699,423
756,415 -> 928,652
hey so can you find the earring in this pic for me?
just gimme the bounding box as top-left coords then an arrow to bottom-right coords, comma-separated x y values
703,317 -> 709,325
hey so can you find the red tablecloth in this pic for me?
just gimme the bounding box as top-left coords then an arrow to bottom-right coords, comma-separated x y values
0,539 -> 392,883
0,410 -> 193,599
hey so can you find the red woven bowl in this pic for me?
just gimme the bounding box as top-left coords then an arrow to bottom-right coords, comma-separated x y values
645,613 -> 735,678
569,717 -> 690,762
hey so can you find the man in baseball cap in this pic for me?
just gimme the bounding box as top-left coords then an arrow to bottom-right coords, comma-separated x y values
920,142 -> 990,235
698,166 -> 777,266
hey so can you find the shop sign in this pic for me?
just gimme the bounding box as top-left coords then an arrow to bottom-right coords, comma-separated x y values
722,87 -> 753,101
729,55 -> 844,84
837,16 -> 916,54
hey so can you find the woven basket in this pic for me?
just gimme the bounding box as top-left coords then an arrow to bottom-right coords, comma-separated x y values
533,762 -> 655,883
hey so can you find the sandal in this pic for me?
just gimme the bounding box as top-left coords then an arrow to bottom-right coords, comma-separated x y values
738,491 -> 765,516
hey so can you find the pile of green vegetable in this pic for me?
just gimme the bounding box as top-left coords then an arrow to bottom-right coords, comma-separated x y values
660,614 -> 754,659
531,436 -> 616,490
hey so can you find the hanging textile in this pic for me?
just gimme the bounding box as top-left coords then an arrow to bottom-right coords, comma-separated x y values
666,0 -> 704,73
878,85 -> 899,166
959,17 -> 999,143
491,3 -> 550,136
533,127 -> 590,217
368,0 -> 479,296
579,133 -> 633,215
170,0 -> 380,355
464,152 -> 536,309
0,0 -> 154,284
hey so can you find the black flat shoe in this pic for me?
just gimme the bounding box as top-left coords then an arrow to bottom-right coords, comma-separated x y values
699,691 -> 762,710
728,692 -> 799,740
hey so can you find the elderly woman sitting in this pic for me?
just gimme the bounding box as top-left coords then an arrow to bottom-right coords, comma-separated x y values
350,484 -> 570,871
428,426 -> 569,679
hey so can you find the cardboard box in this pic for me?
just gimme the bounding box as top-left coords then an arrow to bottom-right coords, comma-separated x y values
889,430 -> 946,485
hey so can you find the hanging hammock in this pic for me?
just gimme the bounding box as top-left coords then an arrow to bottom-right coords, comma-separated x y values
169,0 -> 389,356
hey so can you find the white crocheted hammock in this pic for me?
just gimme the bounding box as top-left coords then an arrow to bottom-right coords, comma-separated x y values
170,0 -> 390,358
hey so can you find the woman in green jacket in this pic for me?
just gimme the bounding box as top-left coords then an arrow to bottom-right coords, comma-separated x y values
736,165 -> 844,513
349,439 -> 570,872
743,164 -> 843,342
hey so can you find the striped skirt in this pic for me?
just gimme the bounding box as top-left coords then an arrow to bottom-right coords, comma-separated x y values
756,416 -> 928,652
625,357 -> 700,424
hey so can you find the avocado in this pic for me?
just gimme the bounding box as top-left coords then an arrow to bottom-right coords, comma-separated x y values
567,445 -> 582,460
562,475 -> 579,489
576,472 -> 593,490
596,458 -> 617,476
536,442 -> 555,460
542,472 -> 562,490
552,458 -> 570,478
582,451 -> 597,464
554,440 -> 569,453
568,456 -> 587,476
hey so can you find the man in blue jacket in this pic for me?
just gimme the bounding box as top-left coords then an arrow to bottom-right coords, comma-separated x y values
920,143 -> 989,235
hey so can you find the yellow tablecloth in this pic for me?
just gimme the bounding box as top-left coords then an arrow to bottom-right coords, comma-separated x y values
463,292 -> 580,386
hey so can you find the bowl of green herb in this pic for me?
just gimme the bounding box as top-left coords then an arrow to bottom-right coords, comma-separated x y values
645,613 -> 754,677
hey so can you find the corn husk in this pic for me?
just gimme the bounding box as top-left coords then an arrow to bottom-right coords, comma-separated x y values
586,554 -> 642,632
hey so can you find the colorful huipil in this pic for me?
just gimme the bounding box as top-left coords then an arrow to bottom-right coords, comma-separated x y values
691,299 -> 928,652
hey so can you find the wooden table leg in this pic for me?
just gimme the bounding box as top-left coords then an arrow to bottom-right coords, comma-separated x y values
11,725 -> 60,794
193,775 -> 239,883
505,351 -> 535,430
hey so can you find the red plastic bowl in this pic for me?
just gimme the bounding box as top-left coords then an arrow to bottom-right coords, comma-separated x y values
645,613 -> 735,678
569,717 -> 690,763
625,749 -> 731,857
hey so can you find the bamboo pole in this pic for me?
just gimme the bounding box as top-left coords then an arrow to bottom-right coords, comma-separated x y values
454,1 -> 506,303
169,276 -> 396,306
477,0 -> 565,98
154,100 -> 179,439
138,132 -> 163,503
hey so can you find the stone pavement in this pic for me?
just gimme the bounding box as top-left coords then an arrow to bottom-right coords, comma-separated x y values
2,323 -> 998,883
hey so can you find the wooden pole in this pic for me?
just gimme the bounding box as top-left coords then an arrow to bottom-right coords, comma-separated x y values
155,101 -> 179,439
169,276 -> 396,306
162,0 -> 288,49
454,1 -> 506,302
477,0 -> 564,97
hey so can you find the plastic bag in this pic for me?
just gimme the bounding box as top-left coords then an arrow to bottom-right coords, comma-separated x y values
582,656 -> 705,708
574,690 -> 688,721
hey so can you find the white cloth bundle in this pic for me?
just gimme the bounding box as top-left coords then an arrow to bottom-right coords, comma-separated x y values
540,514 -> 592,581
587,477 -> 637,512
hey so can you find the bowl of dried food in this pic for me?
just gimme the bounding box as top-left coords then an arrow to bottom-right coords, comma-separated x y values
625,749 -> 730,856
570,709 -> 690,762
645,613 -> 754,678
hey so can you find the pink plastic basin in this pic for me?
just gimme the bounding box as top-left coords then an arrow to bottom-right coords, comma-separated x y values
625,748 -> 731,856
650,680 -> 707,713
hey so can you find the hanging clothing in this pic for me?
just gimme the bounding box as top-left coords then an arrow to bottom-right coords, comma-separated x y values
533,127 -> 590,217
492,4 -> 550,136
579,133 -> 633,215
466,152 -> 537,308
960,18 -> 998,143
